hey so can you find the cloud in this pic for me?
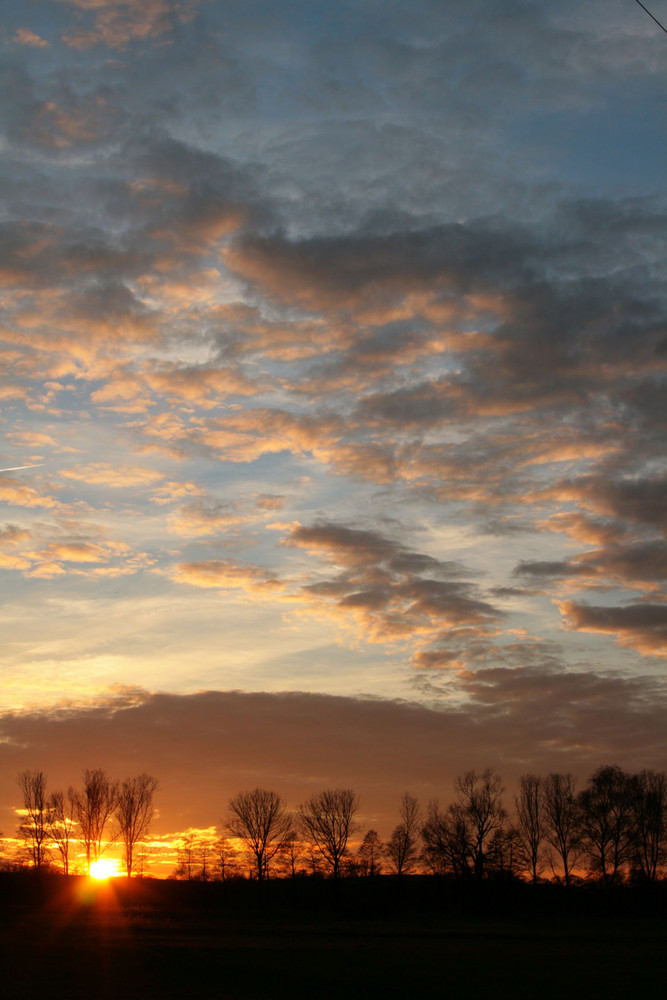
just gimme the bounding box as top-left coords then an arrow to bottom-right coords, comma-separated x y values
12,29 -> 50,48
167,517 -> 503,667
60,0 -> 199,51
0,478 -> 57,510
558,600 -> 667,657
551,473 -> 667,535
0,0 -> 664,770
144,363 -> 262,408
35,542 -> 124,564
0,526 -> 31,544
61,463 -> 164,488
150,480 -> 203,505
224,221 -> 530,318
254,494 -> 285,512
24,539 -> 153,579
1,682 -> 664,869
167,498 -> 246,537
6,431 -> 56,450
170,559 -> 281,593
0,551 -> 32,571
0,515 -> 154,580
151,409 -> 346,465
284,521 -> 500,646
455,661 -> 667,755
514,540 -> 667,593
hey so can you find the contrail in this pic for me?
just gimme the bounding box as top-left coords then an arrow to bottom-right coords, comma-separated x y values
0,464 -> 44,473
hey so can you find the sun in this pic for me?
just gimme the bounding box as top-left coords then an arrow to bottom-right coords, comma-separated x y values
88,858 -> 120,880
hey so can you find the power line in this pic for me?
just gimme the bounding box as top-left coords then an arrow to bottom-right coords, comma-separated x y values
635,0 -> 667,33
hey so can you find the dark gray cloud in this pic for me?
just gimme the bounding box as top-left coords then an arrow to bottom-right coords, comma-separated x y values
516,541 -> 667,590
285,521 -> 499,645
559,600 -> 667,656
567,473 -> 667,534
514,560 -> 587,581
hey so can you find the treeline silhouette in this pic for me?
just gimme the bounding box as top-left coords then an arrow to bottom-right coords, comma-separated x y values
6,763 -> 667,885
10,768 -> 157,876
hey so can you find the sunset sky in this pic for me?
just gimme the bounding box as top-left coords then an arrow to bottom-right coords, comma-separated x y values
1,0 -> 665,870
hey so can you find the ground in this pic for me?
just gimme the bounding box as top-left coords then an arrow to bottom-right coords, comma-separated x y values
1,874 -> 665,999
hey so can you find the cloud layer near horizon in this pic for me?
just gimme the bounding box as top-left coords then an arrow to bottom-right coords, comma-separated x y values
1,0 -> 665,810
2,683 -> 665,861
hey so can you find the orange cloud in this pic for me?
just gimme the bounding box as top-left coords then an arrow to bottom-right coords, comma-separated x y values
22,538 -> 154,580
135,269 -> 223,306
176,409 -> 345,465
150,480 -> 204,505
317,442 -> 398,484
29,98 -> 116,148
0,526 -> 31,544
61,463 -> 164,488
144,364 -> 263,408
91,374 -> 154,411
230,317 -> 352,363
13,28 -> 50,47
34,541 -> 130,563
254,494 -> 285,512
0,551 -> 32,571
61,0 -> 199,51
171,559 -> 281,593
167,500 -> 246,537
0,479 -> 57,510
7,312 -> 158,389
537,512 -> 622,547
6,431 -> 56,449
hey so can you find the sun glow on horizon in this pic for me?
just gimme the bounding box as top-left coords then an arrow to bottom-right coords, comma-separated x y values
88,858 -> 121,880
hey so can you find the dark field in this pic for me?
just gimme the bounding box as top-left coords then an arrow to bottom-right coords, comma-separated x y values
1,874 -> 665,999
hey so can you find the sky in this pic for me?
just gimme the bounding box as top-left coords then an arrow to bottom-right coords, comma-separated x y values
1,0 -> 666,871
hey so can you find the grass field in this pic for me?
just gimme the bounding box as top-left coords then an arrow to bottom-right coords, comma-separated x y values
1,874 -> 664,999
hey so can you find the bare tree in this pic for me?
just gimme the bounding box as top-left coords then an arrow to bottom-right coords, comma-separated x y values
199,840 -> 213,881
115,773 -> 159,877
578,765 -> 633,884
421,799 -> 474,878
486,825 -> 522,879
214,836 -> 241,881
273,831 -> 307,879
134,845 -> 154,878
515,773 -> 545,883
226,788 -> 293,880
173,834 -> 205,880
543,772 -> 581,886
385,793 -> 421,876
298,788 -> 359,879
46,787 -> 77,875
454,769 -> 506,880
629,769 -> 667,881
17,771 -> 50,868
75,769 -> 119,873
305,844 -> 326,877
358,829 -> 383,876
